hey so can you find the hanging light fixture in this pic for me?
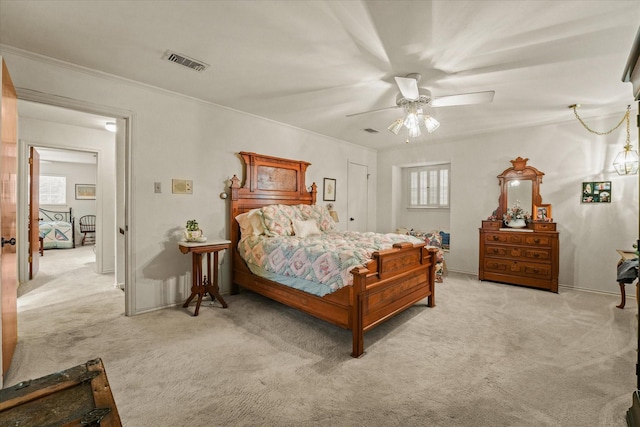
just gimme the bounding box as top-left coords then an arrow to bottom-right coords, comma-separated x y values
387,100 -> 439,143
613,107 -> 639,175
570,104 -> 638,176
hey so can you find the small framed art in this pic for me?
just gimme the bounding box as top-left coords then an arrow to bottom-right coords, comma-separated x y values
533,204 -> 552,221
323,178 -> 336,201
582,181 -> 611,203
75,184 -> 96,200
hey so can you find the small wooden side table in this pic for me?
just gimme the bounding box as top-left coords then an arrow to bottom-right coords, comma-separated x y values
179,239 -> 231,316
616,249 -> 638,309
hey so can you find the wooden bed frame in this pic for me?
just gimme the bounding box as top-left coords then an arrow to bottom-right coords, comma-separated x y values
229,152 -> 438,357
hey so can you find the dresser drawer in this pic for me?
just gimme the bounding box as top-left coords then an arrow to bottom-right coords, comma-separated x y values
484,232 -> 552,247
484,245 -> 551,261
523,235 -> 552,247
529,222 -> 556,231
482,259 -> 552,279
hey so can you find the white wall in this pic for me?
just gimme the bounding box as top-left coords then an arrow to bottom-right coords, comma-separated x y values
1,47 -> 377,314
378,116 -> 639,295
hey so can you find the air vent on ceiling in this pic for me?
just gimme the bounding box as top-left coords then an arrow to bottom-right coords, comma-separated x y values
162,50 -> 209,72
363,128 -> 379,133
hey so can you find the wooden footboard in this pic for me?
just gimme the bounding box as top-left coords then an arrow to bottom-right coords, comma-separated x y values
349,243 -> 437,357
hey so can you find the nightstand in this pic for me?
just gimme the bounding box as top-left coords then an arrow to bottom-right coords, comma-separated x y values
179,239 -> 231,316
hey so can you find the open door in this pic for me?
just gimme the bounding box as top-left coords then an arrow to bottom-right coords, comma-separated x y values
0,57 -> 18,384
29,147 -> 40,279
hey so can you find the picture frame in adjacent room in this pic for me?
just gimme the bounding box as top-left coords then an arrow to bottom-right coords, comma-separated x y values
75,184 -> 96,200
323,178 -> 336,201
581,181 -> 611,203
533,204 -> 552,221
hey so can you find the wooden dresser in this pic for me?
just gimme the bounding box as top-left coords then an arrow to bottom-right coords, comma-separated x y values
479,220 -> 559,292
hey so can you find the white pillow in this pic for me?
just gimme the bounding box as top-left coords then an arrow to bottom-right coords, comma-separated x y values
293,219 -> 321,238
235,209 -> 265,237
235,212 -> 253,237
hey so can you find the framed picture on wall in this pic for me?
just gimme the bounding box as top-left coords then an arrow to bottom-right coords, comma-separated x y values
75,184 -> 96,200
323,178 -> 336,201
581,181 -> 611,203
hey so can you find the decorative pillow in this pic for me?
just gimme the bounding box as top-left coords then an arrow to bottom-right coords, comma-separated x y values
308,204 -> 336,232
292,219 -> 321,238
260,204 -> 296,236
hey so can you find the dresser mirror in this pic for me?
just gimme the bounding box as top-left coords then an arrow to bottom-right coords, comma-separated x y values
496,157 -> 544,219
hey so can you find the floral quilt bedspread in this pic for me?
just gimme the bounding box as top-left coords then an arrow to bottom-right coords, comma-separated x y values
238,231 -> 423,297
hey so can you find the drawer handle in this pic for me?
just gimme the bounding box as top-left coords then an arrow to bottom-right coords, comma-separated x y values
533,238 -> 540,243
492,236 -> 499,241
492,248 -> 498,253
534,253 -> 539,258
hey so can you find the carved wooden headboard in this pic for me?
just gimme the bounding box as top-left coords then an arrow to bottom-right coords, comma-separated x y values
229,152 -> 317,252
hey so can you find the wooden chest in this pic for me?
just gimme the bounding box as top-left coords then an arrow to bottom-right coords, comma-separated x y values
0,358 -> 121,426
479,223 -> 559,292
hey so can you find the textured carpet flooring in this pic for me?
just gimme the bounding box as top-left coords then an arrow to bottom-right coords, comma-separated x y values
4,246 -> 638,426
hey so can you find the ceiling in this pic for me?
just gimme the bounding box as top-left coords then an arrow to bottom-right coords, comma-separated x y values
1,0 -> 639,151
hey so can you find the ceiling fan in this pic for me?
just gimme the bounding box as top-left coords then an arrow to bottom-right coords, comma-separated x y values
347,73 -> 495,139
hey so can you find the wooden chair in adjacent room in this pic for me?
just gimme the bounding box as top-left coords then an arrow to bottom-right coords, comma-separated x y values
78,215 -> 96,246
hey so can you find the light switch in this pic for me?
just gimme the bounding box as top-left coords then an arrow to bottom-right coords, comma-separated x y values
154,182 -> 161,193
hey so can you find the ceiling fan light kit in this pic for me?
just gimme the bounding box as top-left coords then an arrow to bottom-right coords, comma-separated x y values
350,73 -> 494,143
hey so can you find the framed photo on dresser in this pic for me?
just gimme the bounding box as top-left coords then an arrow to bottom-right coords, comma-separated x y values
533,204 -> 552,221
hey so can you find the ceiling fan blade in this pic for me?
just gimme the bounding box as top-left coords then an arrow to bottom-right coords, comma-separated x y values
394,76 -> 420,100
346,105 -> 400,118
430,90 -> 495,107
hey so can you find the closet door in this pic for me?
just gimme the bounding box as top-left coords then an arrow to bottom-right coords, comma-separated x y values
347,162 -> 368,232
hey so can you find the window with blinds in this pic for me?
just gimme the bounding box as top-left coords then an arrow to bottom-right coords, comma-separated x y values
406,164 -> 450,208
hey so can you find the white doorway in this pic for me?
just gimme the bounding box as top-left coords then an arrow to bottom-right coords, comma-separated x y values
15,97 -> 131,314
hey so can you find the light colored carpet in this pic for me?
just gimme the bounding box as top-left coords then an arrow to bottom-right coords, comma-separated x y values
4,246 -> 638,426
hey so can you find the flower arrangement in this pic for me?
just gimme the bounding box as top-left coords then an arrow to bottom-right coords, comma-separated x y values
503,201 -> 531,225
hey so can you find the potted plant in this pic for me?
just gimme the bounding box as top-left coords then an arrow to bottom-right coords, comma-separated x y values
184,219 -> 203,241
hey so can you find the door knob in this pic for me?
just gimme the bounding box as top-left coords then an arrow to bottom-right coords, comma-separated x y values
1,237 -> 16,247
350,218 -> 355,221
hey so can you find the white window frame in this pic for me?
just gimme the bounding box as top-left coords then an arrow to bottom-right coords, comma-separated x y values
404,163 -> 450,209
39,175 -> 67,205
